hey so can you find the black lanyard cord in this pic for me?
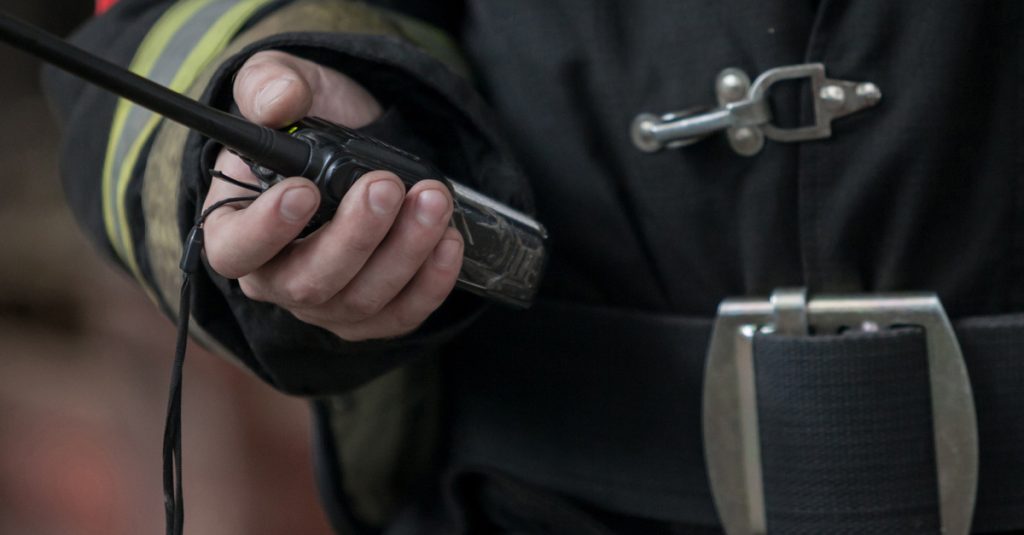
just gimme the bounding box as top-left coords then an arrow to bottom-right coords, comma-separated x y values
163,272 -> 191,535
163,186 -> 259,535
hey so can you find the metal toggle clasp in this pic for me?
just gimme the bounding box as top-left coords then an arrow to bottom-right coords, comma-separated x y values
631,63 -> 882,156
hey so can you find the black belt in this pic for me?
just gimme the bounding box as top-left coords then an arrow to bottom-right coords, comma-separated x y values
443,295 -> 1024,534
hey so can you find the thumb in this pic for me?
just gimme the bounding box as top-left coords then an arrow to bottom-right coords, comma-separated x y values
235,50 -> 383,128
234,51 -> 313,127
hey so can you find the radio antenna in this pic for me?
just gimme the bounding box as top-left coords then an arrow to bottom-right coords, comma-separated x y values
0,11 -> 311,177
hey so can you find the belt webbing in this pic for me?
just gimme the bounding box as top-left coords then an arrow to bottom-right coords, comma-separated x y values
755,329 -> 939,533
443,301 -> 1024,532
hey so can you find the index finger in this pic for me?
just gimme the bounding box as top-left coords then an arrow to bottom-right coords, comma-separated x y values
201,149 -> 319,279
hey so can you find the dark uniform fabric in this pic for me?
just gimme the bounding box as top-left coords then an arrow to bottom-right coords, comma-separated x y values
459,0 -> 1024,317
446,2 -> 1024,532
44,0 -> 1024,533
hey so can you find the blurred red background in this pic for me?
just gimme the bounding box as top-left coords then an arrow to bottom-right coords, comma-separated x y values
0,3 -> 334,534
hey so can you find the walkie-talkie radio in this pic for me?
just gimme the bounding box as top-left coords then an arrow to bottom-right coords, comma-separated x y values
0,12 -> 547,307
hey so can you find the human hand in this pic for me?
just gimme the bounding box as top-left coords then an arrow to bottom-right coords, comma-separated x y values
202,51 -> 464,341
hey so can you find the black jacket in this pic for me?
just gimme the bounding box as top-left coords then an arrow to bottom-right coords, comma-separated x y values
46,1 -> 1024,533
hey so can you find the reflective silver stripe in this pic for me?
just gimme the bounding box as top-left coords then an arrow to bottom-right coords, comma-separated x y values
101,0 -> 274,282
105,0 -> 240,235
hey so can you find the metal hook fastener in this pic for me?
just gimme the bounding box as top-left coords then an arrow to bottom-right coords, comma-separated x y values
631,63 -> 882,156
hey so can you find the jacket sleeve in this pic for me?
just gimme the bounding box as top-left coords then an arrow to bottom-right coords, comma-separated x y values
44,0 -> 535,396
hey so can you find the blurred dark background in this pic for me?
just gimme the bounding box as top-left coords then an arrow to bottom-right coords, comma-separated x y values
0,2 -> 333,534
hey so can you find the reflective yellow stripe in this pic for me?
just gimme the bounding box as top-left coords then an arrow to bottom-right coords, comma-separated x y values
102,0 -> 274,283
102,0 -> 211,270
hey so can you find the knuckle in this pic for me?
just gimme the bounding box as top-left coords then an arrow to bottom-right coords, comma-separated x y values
289,307 -> 323,326
423,280 -> 454,305
378,276 -> 407,299
343,233 -> 379,259
391,307 -> 427,334
282,277 -> 332,307
238,278 -> 266,302
420,268 -> 459,304
206,247 -> 243,280
342,292 -> 387,320
333,326 -> 370,342
396,239 -> 430,265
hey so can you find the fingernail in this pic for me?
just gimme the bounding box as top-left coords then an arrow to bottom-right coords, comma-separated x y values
416,189 -> 449,226
280,186 -> 317,222
433,238 -> 462,268
368,180 -> 403,215
256,78 -> 293,117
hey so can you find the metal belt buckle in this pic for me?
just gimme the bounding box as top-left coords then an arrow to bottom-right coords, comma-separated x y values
702,288 -> 978,535
632,63 -> 882,156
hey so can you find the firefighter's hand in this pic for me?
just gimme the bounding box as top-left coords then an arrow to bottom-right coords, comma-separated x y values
203,51 -> 463,342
